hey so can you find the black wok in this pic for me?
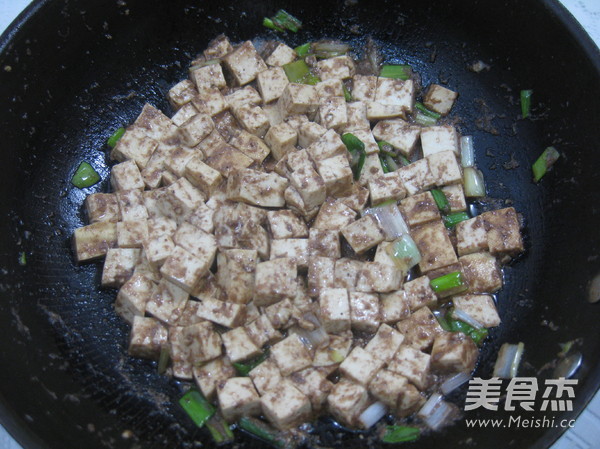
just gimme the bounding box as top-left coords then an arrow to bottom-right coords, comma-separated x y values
0,0 -> 599,448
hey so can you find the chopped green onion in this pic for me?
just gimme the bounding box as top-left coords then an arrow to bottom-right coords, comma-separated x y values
532,146 -> 560,182
179,389 -> 215,428
379,153 -> 393,173
330,349 -> 346,363
379,64 -> 412,80
460,135 -> 475,168
432,310 -> 451,331
376,141 -> 410,165
430,189 -> 450,213
446,313 -> 488,345
342,84 -> 353,102
520,89 -> 533,118
272,9 -> 302,33
262,17 -> 285,32
430,271 -> 466,294
463,167 -> 486,197
294,42 -> 311,58
232,351 -> 268,376
282,59 -> 321,85
415,102 -> 441,120
382,425 -> 420,443
493,342 -> 525,378
238,417 -> 287,448
415,110 -> 438,126
387,234 -> 421,272
107,127 -> 125,148
18,252 -> 27,266
206,413 -> 234,445
312,41 -> 351,59
558,340 -> 575,357
157,345 -> 170,374
342,133 -> 366,180
443,211 -> 470,229
71,161 -> 100,188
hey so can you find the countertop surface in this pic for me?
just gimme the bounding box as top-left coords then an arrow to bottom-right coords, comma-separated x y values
1,1 -> 599,448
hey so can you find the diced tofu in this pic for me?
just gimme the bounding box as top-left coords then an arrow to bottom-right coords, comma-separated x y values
481,207 -> 524,259
133,103 -> 179,142
423,84 -> 458,116
204,142 -> 254,177
318,96 -> 348,130
287,166 -> 327,210
453,294 -> 501,327
387,345 -> 431,390
264,298 -> 294,329
101,248 -> 140,288
352,75 -> 377,101
270,334 -> 313,376
211,110 -> 244,142
254,258 -> 298,307
231,103 -> 270,138
441,183 -> 467,212
184,153 -> 223,196
267,210 -> 308,239
196,297 -> 246,328
249,359 -> 282,395
312,199 -> 356,232
371,119 -> 421,157
333,258 -> 363,291
278,83 -> 319,117
358,152 -> 385,185
185,202 -> 214,235
203,34 -> 234,59
163,178 -> 205,224
307,256 -> 336,297
117,220 -> 148,248
316,154 -> 353,197
264,122 -> 297,160
284,186 -> 320,221
365,323 -> 405,363
190,62 -> 227,89
176,299 -> 205,326
308,228 -> 341,258
178,113 -> 215,147
319,288 -> 351,333
316,55 -> 355,81
430,332 -> 478,373
224,85 -> 261,110
313,332 -> 352,367
245,314 -> 282,347
374,78 -> 415,117
347,127 -> 380,155
229,130 -> 271,163
128,316 -> 168,359
271,239 -> 309,269
143,217 -> 176,267
298,121 -> 327,148
168,79 -> 197,109
110,126 -> 158,169
400,191 -> 440,227
265,42 -> 296,66
114,274 -> 155,323
374,241 -> 396,266
168,326 -> 193,379
427,150 -> 463,186
341,215 -> 385,254
420,125 -> 460,157
368,171 -> 407,206
305,130 -> 345,164
116,189 -> 148,221
368,369 -> 410,410
223,41 -> 267,85
349,291 -> 380,332
337,184 -> 370,212
256,66 -> 289,103
459,252 -> 503,293
133,250 -> 161,282
217,249 -> 258,304
217,377 -> 261,422
397,158 -> 436,195
174,220 -> 217,257
171,102 -> 199,126
411,220 -> 458,273
85,193 -> 119,223
380,290 -> 411,323
404,276 -> 438,312
456,216 -> 489,256
111,160 -> 145,191
261,380 -> 312,429
396,306 -> 445,351
285,114 -> 310,132
227,168 -> 288,208
327,379 -> 369,427
340,346 -> 384,386
72,221 -> 118,263
193,357 -> 236,400
222,326 -> 262,363
344,101 -> 370,132
160,245 -> 211,292
145,278 -> 189,324
356,262 -> 403,293
289,368 -> 334,411
316,79 -> 344,98
284,148 -> 313,173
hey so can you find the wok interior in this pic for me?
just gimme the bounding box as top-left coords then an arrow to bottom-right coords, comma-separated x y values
0,0 -> 599,448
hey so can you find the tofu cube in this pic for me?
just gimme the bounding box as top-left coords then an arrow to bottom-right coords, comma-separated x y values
101,248 -> 140,288
270,334 -> 313,376
358,152 -> 385,185
285,148 -> 314,173
278,83 -> 319,117
168,326 -> 193,379
306,129 -> 346,162
216,249 -> 258,304
396,306 -> 445,351
117,220 -> 148,248
254,258 -> 298,307
340,346 -> 384,386
271,239 -> 309,269
365,323 -> 405,363
184,153 -> 223,196
319,288 -> 351,333
145,278 -> 189,324
380,290 -> 411,323
128,316 -> 168,359
229,130 -> 271,163
344,101 -> 370,132
116,189 -> 148,221
162,178 -> 205,224
397,158 -> 436,195
459,252 -> 503,293
223,41 -> 268,85
420,125 -> 460,157
186,202 -> 214,234
341,215 -> 385,254
318,96 -> 348,130
308,228 -> 341,258
263,298 -> 294,329
356,262 -> 403,293
333,258 -> 363,291
171,102 -> 199,126
285,114 -> 310,131
313,332 -> 353,367
160,245 -> 211,292
307,256 -> 336,297
400,191 -> 440,227
227,168 -> 288,208
368,369 -> 411,410
456,216 -> 489,256
404,276 -> 438,312
430,332 -> 478,373
264,122 -> 297,160
72,221 -> 117,262
423,84 -> 458,116
115,273 -> 155,324
387,345 -> 431,390
327,379 -> 369,427
225,87 -> 262,109
316,78 -> 345,98
168,79 -> 197,109
316,154 -> 353,197
289,368 -> 334,411
374,78 -> 415,116
453,294 -> 501,327
133,103 -> 179,143
411,220 -> 458,273
110,126 -> 158,169
267,210 -> 308,239
249,359 -> 282,395
111,160 -> 145,191
217,377 -> 261,422
203,34 -> 234,59
261,380 -> 312,429
316,55 -> 355,81
427,150 -> 463,186
298,121 -> 327,148
287,167 -> 327,210
190,62 -> 227,89
372,119 -> 421,157
257,66 -> 289,103
222,326 -> 262,363
284,186 -> 320,221
163,146 -> 197,179
352,75 -> 377,101
368,171 -> 407,205
196,297 -> 246,328
481,207 -> 524,259
204,143 -> 254,178
85,193 -> 119,223
313,199 -> 357,232
441,183 -> 467,212
245,314 -> 282,347
265,43 -> 296,67
231,103 -> 270,138
178,113 -> 215,147
193,357 -> 236,400
349,291 -> 381,332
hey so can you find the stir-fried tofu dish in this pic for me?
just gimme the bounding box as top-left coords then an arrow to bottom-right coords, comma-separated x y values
72,32 -> 524,444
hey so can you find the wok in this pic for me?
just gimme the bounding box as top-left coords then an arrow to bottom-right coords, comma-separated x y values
0,0 -> 599,448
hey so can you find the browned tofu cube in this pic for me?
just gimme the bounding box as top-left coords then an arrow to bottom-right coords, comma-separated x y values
459,252 -> 503,293
423,84 -> 458,116
267,210 -> 308,239
260,380 -> 312,429
380,290 -> 411,323
270,334 -> 313,376
254,258 -> 298,307
396,306 -> 445,351
368,171 -> 407,206
222,327 -> 262,363
223,40 -> 268,85
341,215 -> 385,254
339,346 -> 385,386
249,359 -> 282,395
204,143 -> 254,178
356,262 -> 403,293
453,294 -> 501,328
216,249 -> 258,304
308,228 -> 341,258
327,379 -> 369,427
289,368 -> 333,411
101,248 -> 140,288
313,199 -> 357,232
400,191 -> 441,227
128,316 -> 168,359
349,291 -> 381,332
481,207 -> 524,260
333,258 -> 364,291
365,323 -> 405,364
193,357 -> 236,400
430,332 -> 478,373
456,216 -> 489,256
319,287 -> 351,334
72,221 -> 117,263
403,276 -> 438,312
411,220 -> 458,273
387,345 -> 431,390
217,377 -> 261,422
307,256 -> 336,297
85,193 -> 119,223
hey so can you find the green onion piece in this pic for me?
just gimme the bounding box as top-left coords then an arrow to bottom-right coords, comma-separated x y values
294,42 -> 311,58
379,153 -> 391,173
443,211 -> 470,229
415,110 -> 438,126
301,72 -> 321,85
342,133 -> 366,180
157,345 -> 170,374
232,351 -> 268,376
430,271 -> 466,294
272,9 -> 302,33
238,417 -> 286,448
283,60 -> 310,82
520,89 -> 533,118
18,252 -> 27,266
263,17 -> 285,32
107,127 -> 125,148
415,102 -> 441,120
448,318 -> 489,345
532,146 -> 560,182
558,340 -> 575,357
430,189 -> 450,213
179,389 -> 216,428
379,153 -> 398,173
463,167 -> 486,197
380,64 -> 412,80
341,133 -> 365,153
432,310 -> 452,331
71,161 -> 100,188
312,42 -> 351,59
382,425 -> 420,443
377,140 -> 395,156
343,84 -> 353,102
387,234 -> 421,272
330,349 -> 346,363
206,413 -> 234,445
